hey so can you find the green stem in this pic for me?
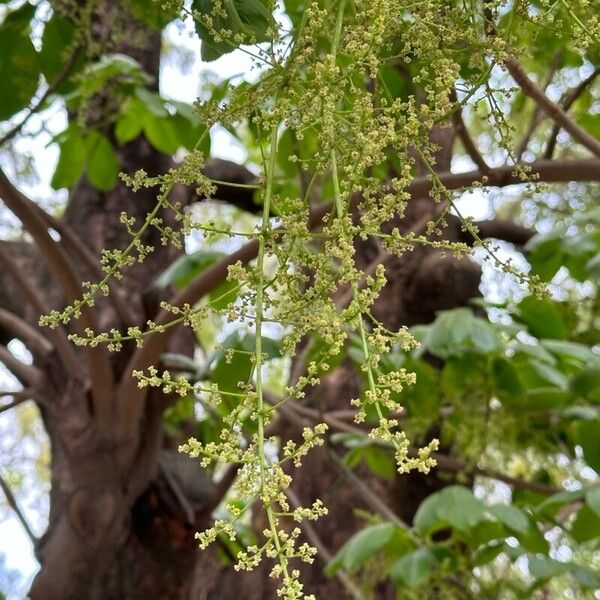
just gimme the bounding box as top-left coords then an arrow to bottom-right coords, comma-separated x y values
256,123 -> 279,483
255,121 -> 291,579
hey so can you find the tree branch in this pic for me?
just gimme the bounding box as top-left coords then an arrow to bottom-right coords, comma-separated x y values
0,343 -> 44,388
544,66 -> 600,159
0,473 -> 37,544
327,450 -> 410,529
0,389 -> 38,414
0,308 -> 54,356
285,401 -> 558,495
504,57 -> 600,158
461,218 -> 534,247
0,244 -> 79,376
450,89 -> 491,173
0,168 -> 114,425
514,51 -> 562,160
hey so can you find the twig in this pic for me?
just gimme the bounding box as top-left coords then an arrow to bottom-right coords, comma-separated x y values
504,57 -> 600,158
0,473 -> 37,544
0,389 -> 37,414
544,66 -> 600,159
450,89 -> 491,173
514,51 -> 562,160
0,49 -> 80,148
0,397 -> 30,414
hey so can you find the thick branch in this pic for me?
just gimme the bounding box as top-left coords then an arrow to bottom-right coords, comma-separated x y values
504,57 -> 600,158
0,308 -> 54,356
514,51 -> 562,160
461,218 -> 534,247
286,401 -> 558,495
0,344 -> 44,388
0,244 -> 79,376
0,169 -> 114,424
200,158 -> 258,213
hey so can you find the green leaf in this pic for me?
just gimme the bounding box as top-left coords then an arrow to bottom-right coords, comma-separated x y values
569,564 -> 600,589
414,486 -> 486,534
424,308 -> 501,358
473,542 -> 506,566
489,504 -> 530,534
326,522 -> 396,574
128,0 -> 179,28
535,488 -> 587,518
210,330 -> 279,397
142,112 -> 181,154
492,357 -> 523,403
170,112 -> 210,154
0,4 -> 40,120
570,505 -> 600,543
390,547 -> 438,588
578,114 -> 600,140
516,526 -> 549,554
526,235 -> 563,282
115,115 -> 143,144
135,87 -> 169,117
155,249 -> 239,309
540,340 -> 595,363
40,15 -> 78,89
585,487 -> 600,518
364,447 -> 396,480
379,65 -> 410,100
515,296 -> 567,340
276,128 -> 297,177
528,360 -> 569,389
85,131 -> 119,191
156,249 -> 226,289
574,419 -> 600,472
528,556 -> 569,580
522,387 -> 571,410
51,127 -> 87,189
570,368 -> 600,403
587,253 -> 600,279
192,0 -> 273,61
78,54 -> 151,97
